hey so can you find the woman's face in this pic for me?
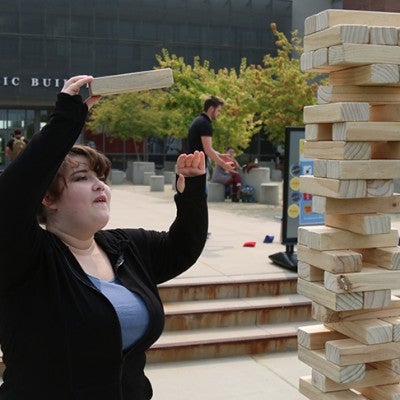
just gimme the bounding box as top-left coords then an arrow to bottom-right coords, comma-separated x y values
48,155 -> 111,237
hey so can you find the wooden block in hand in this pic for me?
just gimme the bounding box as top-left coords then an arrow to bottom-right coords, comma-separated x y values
89,68 -> 174,96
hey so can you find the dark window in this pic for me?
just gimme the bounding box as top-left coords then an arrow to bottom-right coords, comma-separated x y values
20,12 -> 44,34
0,12 -> 19,33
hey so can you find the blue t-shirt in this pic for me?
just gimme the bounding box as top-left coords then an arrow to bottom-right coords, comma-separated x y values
89,275 -> 150,350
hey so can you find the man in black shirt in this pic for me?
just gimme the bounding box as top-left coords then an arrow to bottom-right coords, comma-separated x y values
188,96 -> 234,173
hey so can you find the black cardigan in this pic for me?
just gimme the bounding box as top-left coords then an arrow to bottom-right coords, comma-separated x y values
0,93 -> 208,399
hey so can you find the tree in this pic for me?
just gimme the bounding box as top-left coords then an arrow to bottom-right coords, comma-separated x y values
86,89 -> 168,160
240,23 -> 321,145
87,25 -> 322,157
156,49 -> 256,153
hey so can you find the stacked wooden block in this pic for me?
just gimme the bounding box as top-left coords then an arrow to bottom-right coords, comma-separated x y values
298,9 -> 400,400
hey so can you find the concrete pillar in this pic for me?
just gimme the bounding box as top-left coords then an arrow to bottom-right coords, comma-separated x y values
207,182 -> 225,202
150,175 -> 165,191
241,167 -> 270,202
163,171 -> 176,184
143,171 -> 154,185
110,169 -> 125,185
259,183 -> 280,205
132,162 -> 155,185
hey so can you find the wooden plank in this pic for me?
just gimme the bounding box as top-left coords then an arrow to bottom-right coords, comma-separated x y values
325,319 -> 393,345
369,26 -> 399,46
326,338 -> 400,365
366,179 -> 394,196
300,51 -> 314,72
297,279 -> 364,311
303,103 -> 370,124
313,9 -> 400,34
298,346 -> 365,383
324,266 -> 400,293
324,213 -> 391,235
312,195 -> 400,215
380,359 -> 400,375
301,48 -> 337,73
370,104 -> 400,122
312,364 -> 400,393
300,175 -> 367,198
298,324 -> 347,349
313,160 -> 327,177
317,85 -> 400,105
305,124 -> 333,141
371,142 -> 400,159
88,68 -> 174,96
300,375 -> 367,399
354,247 -> 400,270
332,122 -> 400,141
298,225 -> 398,251
329,44 -> 400,68
304,13 -> 317,36
364,290 -> 391,310
329,64 -> 400,86
312,297 -> 400,323
298,260 -> 325,281
322,160 -> 400,179
303,141 -> 371,160
381,317 -> 400,341
303,24 -> 369,53
360,383 -> 400,400
297,245 -> 363,274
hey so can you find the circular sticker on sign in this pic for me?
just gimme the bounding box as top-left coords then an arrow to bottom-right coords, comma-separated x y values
289,177 -> 300,191
290,164 -> 301,177
303,204 -> 313,214
287,204 -> 300,218
290,191 -> 301,203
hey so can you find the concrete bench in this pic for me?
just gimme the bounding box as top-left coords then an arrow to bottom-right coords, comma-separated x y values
241,167 -> 270,202
110,169 -> 125,185
259,182 -> 280,205
163,170 -> 176,184
126,161 -> 155,185
150,175 -> 165,191
143,171 -> 154,185
207,182 -> 225,202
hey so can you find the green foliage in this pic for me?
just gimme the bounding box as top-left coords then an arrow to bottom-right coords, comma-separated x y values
88,24 -> 323,154
238,23 -> 321,145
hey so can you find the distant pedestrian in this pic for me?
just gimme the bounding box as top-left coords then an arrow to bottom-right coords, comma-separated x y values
211,146 -> 242,202
187,95 -> 234,176
5,129 -> 28,161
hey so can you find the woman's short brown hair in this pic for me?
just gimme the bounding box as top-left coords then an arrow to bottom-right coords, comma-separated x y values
37,145 -> 111,224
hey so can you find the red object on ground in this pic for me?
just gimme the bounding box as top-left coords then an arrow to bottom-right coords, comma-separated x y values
243,241 -> 256,247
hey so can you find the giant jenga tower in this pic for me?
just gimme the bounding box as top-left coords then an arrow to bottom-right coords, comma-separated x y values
297,9 -> 400,400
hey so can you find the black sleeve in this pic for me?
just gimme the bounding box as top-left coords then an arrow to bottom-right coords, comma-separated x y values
0,93 -> 88,290
123,174 -> 208,284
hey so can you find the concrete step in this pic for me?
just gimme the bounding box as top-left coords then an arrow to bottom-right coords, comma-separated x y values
148,274 -> 313,362
158,273 -> 298,302
164,294 -> 311,330
147,321 -> 311,363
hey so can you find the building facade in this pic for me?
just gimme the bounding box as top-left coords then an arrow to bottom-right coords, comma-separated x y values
0,0 -> 341,168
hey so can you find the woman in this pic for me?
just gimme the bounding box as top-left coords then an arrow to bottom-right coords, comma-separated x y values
211,146 -> 242,202
0,76 -> 208,399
